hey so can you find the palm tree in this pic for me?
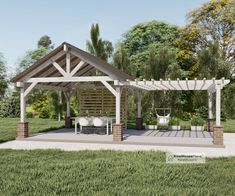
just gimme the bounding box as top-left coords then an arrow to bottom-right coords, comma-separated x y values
86,24 -> 113,62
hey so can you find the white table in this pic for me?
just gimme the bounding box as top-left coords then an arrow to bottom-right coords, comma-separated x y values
74,117 -> 114,135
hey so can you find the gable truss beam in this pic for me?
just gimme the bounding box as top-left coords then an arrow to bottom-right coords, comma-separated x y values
25,76 -> 113,83
52,58 -> 86,77
24,50 -> 65,80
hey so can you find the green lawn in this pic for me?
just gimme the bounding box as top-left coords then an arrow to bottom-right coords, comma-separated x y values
180,119 -> 235,133
0,150 -> 234,195
0,118 -> 64,143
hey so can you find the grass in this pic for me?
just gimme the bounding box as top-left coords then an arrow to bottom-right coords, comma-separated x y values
0,149 -> 234,195
180,119 -> 235,132
0,118 -> 64,143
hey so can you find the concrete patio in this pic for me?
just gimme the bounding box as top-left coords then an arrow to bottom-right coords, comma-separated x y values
18,128 -> 214,147
1,132 -> 235,158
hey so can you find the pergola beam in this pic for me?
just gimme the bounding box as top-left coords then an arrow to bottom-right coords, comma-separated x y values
118,79 -> 230,92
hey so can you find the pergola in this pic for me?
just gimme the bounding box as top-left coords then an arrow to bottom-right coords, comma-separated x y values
11,42 -> 230,145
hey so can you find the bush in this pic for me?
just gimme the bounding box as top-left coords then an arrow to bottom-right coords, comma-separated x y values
168,117 -> 180,126
39,108 -> 50,119
0,93 -> 20,118
145,112 -> 157,125
223,82 -> 235,119
191,116 -> 204,126
195,106 -> 208,119
26,112 -> 33,118
181,112 -> 191,121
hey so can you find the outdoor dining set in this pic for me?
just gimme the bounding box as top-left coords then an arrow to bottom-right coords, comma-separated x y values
74,116 -> 114,135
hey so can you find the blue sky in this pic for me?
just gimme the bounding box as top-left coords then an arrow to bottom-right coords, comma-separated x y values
0,0 -> 205,70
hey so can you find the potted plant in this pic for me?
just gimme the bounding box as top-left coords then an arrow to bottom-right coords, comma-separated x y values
191,116 -> 205,131
168,117 -> 180,131
145,114 -> 157,130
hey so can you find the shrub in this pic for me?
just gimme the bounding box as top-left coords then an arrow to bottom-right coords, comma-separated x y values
168,117 -> 180,126
0,93 -> 20,118
39,108 -> 50,119
195,106 -> 208,119
181,112 -> 191,121
26,112 -> 33,118
145,112 -> 157,125
191,116 -> 204,126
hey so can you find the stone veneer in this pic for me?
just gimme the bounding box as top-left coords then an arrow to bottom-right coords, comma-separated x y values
213,126 -> 224,145
113,124 -> 123,142
17,122 -> 28,138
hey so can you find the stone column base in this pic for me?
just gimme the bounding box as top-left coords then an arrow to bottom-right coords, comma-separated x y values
207,118 -> 214,132
17,122 -> 29,139
213,126 -> 224,145
113,124 -> 123,142
65,117 -> 72,128
136,117 -> 143,130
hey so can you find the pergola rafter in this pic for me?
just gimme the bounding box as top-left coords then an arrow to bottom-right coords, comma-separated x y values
119,78 -> 229,92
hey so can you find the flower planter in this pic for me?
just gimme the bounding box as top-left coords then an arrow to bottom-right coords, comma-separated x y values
145,125 -> 158,130
168,125 -> 181,131
191,126 -> 204,131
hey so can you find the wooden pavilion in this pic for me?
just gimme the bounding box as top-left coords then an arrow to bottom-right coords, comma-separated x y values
11,42 -> 230,145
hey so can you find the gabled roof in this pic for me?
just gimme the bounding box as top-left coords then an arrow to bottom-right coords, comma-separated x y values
11,42 -> 133,84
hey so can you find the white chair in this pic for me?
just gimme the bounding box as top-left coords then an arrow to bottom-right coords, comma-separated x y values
75,117 -> 93,134
93,117 -> 109,135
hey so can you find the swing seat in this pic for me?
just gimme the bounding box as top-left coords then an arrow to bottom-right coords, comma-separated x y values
155,108 -> 171,126
156,114 -> 170,125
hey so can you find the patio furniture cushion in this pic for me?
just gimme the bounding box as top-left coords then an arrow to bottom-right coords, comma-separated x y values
78,117 -> 93,126
93,117 -> 107,127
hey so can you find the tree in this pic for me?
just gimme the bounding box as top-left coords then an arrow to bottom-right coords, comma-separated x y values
0,53 -> 8,99
181,0 -> 235,61
113,44 -> 131,75
17,35 -> 53,72
223,82 -> 235,118
38,35 -> 53,49
17,47 -> 49,72
121,20 -> 180,78
86,23 -> 113,62
196,41 -> 231,78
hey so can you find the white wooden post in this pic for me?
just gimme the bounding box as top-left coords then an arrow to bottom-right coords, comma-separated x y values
66,52 -> 70,74
137,91 -> 142,118
115,86 -> 121,124
215,84 -> 221,126
208,91 -> 213,119
58,90 -> 62,121
20,87 -> 26,123
64,92 -> 71,117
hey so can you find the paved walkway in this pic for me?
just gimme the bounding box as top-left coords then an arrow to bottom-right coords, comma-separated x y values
0,133 -> 234,157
